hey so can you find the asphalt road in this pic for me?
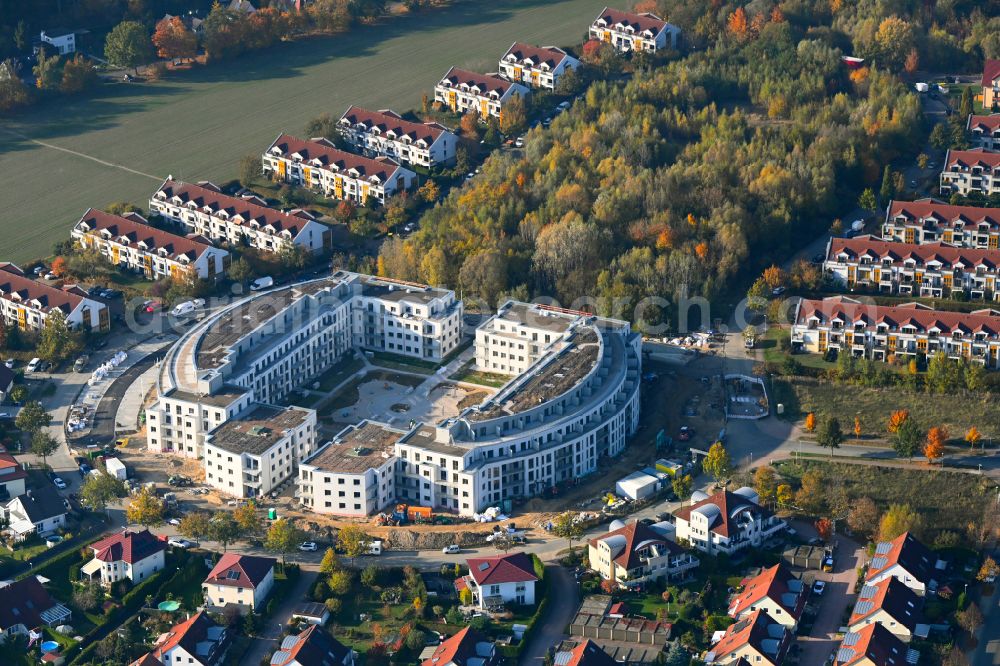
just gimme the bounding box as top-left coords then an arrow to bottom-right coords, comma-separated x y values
520,565 -> 579,666
84,342 -> 173,445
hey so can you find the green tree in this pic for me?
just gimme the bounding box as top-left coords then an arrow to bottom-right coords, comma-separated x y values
500,93 -> 527,135
15,400 -> 51,434
552,512 -> 584,552
104,20 -> 152,74
60,54 -> 98,94
304,112 -> 340,142
879,503 -> 922,541
671,473 -> 693,500
405,629 -> 427,652
30,431 -> 59,468
233,502 -> 261,535
228,257 -> 254,286
0,69 -> 30,112
858,187 -> 877,211
13,21 -> 27,51
210,513 -> 242,552
125,487 -> 165,527
336,524 -> 369,564
816,416 -> 844,457
37,309 -> 82,363
179,511 -> 212,541
752,465 -> 777,506
328,570 -> 352,596
361,564 -> 380,588
319,547 -> 340,574
873,16 -> 915,70
239,154 -> 262,188
32,48 -> 62,90
891,416 -> 922,459
929,123 -> 951,151
702,441 -> 731,482
663,640 -> 690,666
746,277 -> 768,311
80,471 -> 126,515
960,86 -> 974,119
265,518 -> 305,566
878,165 -> 895,206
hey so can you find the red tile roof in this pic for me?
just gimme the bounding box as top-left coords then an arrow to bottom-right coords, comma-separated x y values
944,148 -> 1000,169
558,640 -> 617,666
0,452 -> 28,483
76,209 -> 216,262
421,626 -> 494,666
593,7 -> 667,34
968,114 -> 1000,133
886,199 -> 1000,231
0,577 -> 62,631
867,532 -> 936,583
672,490 -> 771,538
587,521 -> 683,570
849,577 -> 921,632
339,106 -> 449,144
271,624 -> 351,666
0,263 -> 87,315
152,611 -> 228,661
983,59 -> 1000,86
827,235 -> 1000,268
466,552 -> 539,586
501,43 -> 571,70
796,296 -> 1000,336
439,68 -> 520,96
834,623 -> 912,666
728,563 -> 805,622
154,180 -> 316,237
129,654 -> 165,666
266,134 -> 404,182
204,553 -> 275,589
91,529 -> 166,565
707,609 -> 789,666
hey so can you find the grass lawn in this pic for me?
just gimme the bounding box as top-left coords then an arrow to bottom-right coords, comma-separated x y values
774,375 -> 1000,440
314,355 -> 366,392
449,360 -> 510,388
370,351 -> 439,375
0,0 -> 609,263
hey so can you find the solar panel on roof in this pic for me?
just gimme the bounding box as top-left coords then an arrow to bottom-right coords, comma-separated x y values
842,632 -> 860,646
875,542 -> 892,554
837,647 -> 857,662
854,600 -> 874,615
871,556 -> 888,569
271,651 -> 290,664
860,585 -> 877,598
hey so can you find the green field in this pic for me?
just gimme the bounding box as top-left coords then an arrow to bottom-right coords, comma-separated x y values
0,0 -> 606,263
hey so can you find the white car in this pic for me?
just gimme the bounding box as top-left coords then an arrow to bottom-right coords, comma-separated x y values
250,276 -> 274,291
44,273 -> 58,281
3,359 -> 12,369
299,541 -> 318,552
168,538 -> 194,549
812,580 -> 826,595
442,544 -> 461,554
515,137 -> 524,148
168,518 -> 181,526
52,477 -> 67,490
25,357 -> 41,373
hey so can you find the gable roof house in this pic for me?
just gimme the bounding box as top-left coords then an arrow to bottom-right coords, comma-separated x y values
337,106 -> 457,168
587,520 -> 699,588
147,611 -> 230,666
459,552 -> 539,610
421,626 -> 497,666
982,59 -> 1000,112
866,532 -> 941,595
553,640 -> 618,666
498,42 -> 580,90
82,529 -> 167,587
939,148 -> 1000,197
433,67 -> 529,120
4,487 -> 67,542
203,553 -> 276,612
834,623 -> 919,666
0,576 -> 71,641
0,449 -> 27,501
727,563 -> 807,630
270,624 -> 354,666
849,577 -> 927,641
704,609 -> 791,666
672,488 -> 785,555
0,263 -> 109,333
588,7 -> 680,53
967,114 -> 1000,150
882,198 -> 1000,247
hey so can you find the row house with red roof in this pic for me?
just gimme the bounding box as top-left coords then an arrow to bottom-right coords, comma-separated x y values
704,609 -> 791,666
498,42 -> 580,91
72,208 -> 230,281
983,59 -> 1000,111
727,563 -> 807,631
939,148 -> 1000,198
671,487 -> 786,556
337,106 -> 457,168
791,296 -> 1000,367
587,520 -> 699,588
458,552 -> 538,610
823,235 -> 1000,300
270,624 -> 354,666
865,532 -> 942,596
881,199 -> 1000,248
148,179 -> 329,254
588,7 -> 680,53
0,451 -> 27,501
968,114 -> 1000,151
421,626 -> 497,666
81,529 -> 166,587
848,577 -> 926,642
433,67 -> 529,121
833,623 -> 919,666
263,134 -> 416,206
0,263 -> 109,333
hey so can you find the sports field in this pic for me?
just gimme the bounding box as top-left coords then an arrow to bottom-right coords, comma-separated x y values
0,0 -> 605,263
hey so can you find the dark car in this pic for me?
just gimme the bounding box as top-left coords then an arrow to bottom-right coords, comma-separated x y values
678,426 -> 694,441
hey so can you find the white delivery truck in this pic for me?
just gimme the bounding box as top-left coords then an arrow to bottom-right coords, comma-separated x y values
105,457 -> 127,481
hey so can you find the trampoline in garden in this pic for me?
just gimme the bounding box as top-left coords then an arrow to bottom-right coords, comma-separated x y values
157,601 -> 181,612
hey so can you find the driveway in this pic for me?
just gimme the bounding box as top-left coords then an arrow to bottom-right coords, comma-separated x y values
798,533 -> 864,665
519,565 -> 579,665
241,569 -> 318,665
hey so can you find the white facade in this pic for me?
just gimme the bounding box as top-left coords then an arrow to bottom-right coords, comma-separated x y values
475,300 -> 575,375
433,67 -> 528,120
673,489 -> 785,556
204,568 -> 274,610
939,149 -> 1000,197
338,106 -> 457,168
40,30 -> 75,54
149,179 -> 328,254
498,43 -> 579,91
968,115 -> 1000,151
589,7 -> 679,53
0,264 -> 109,333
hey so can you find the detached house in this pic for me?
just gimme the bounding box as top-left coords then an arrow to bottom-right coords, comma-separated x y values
263,134 -> 416,207
791,296 -> 1000,368
823,235 -> 1000,300
337,106 -> 456,168
203,553 -> 276,612
849,577 -> 926,641
968,114 -> 1000,150
554,640 -> 618,666
587,520 -> 699,588
421,626 -> 497,666
728,563 -> 806,630
149,179 -> 329,254
0,451 -> 27,500
0,263 -> 109,333
588,7 -> 680,53
672,488 -> 785,556
881,199 -> 1000,248
498,43 -> 580,90
0,577 -> 71,642
433,67 -> 528,121
939,148 -> 1000,198
145,611 -> 230,666
704,609 -> 791,666
834,623 -> 919,666
270,624 -> 354,666
4,487 -> 67,542
82,529 -> 166,587
458,552 -> 538,610
982,59 -> 1000,111
866,532 -> 941,595
72,208 -> 229,281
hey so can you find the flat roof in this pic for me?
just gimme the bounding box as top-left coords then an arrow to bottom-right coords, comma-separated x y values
493,302 -> 576,333
166,385 -> 248,407
303,421 -> 402,473
207,404 -> 311,455
399,425 -> 468,456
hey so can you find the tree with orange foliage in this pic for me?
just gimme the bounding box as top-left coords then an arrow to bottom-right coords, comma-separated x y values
804,412 -> 816,432
727,7 -> 748,37
655,228 -> 675,250
632,0 -> 658,13
886,409 -> 909,434
854,416 -> 862,439
761,265 -> 786,290
904,48 -> 919,74
50,256 -> 67,277
152,16 -> 197,62
815,518 -> 833,542
770,6 -> 785,22
460,109 -> 481,137
965,426 -> 982,450
694,242 -> 708,260
924,427 -> 945,463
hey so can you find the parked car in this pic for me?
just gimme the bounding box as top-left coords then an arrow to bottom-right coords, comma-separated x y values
677,426 -> 694,442
25,357 -> 41,373
250,276 -> 274,291
33,266 -> 45,276
822,556 -> 834,573
3,359 -> 13,369
442,544 -> 461,554
44,272 -> 58,281
73,355 -> 89,372
52,477 -> 67,490
771,286 -> 786,297
514,137 -> 524,148
811,580 -> 826,595
168,538 -> 194,549
78,463 -> 92,477
299,541 -> 318,552
557,101 -> 571,111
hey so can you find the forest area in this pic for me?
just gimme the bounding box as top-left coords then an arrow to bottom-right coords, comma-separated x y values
376,0 -> 999,332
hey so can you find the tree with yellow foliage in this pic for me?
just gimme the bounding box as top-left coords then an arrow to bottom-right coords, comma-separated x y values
965,426 -> 982,450
776,484 -> 793,507
887,409 -> 909,434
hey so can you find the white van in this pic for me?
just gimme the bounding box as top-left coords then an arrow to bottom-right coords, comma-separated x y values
366,539 -> 383,556
26,357 -> 42,373
250,276 -> 274,291
171,301 -> 196,317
